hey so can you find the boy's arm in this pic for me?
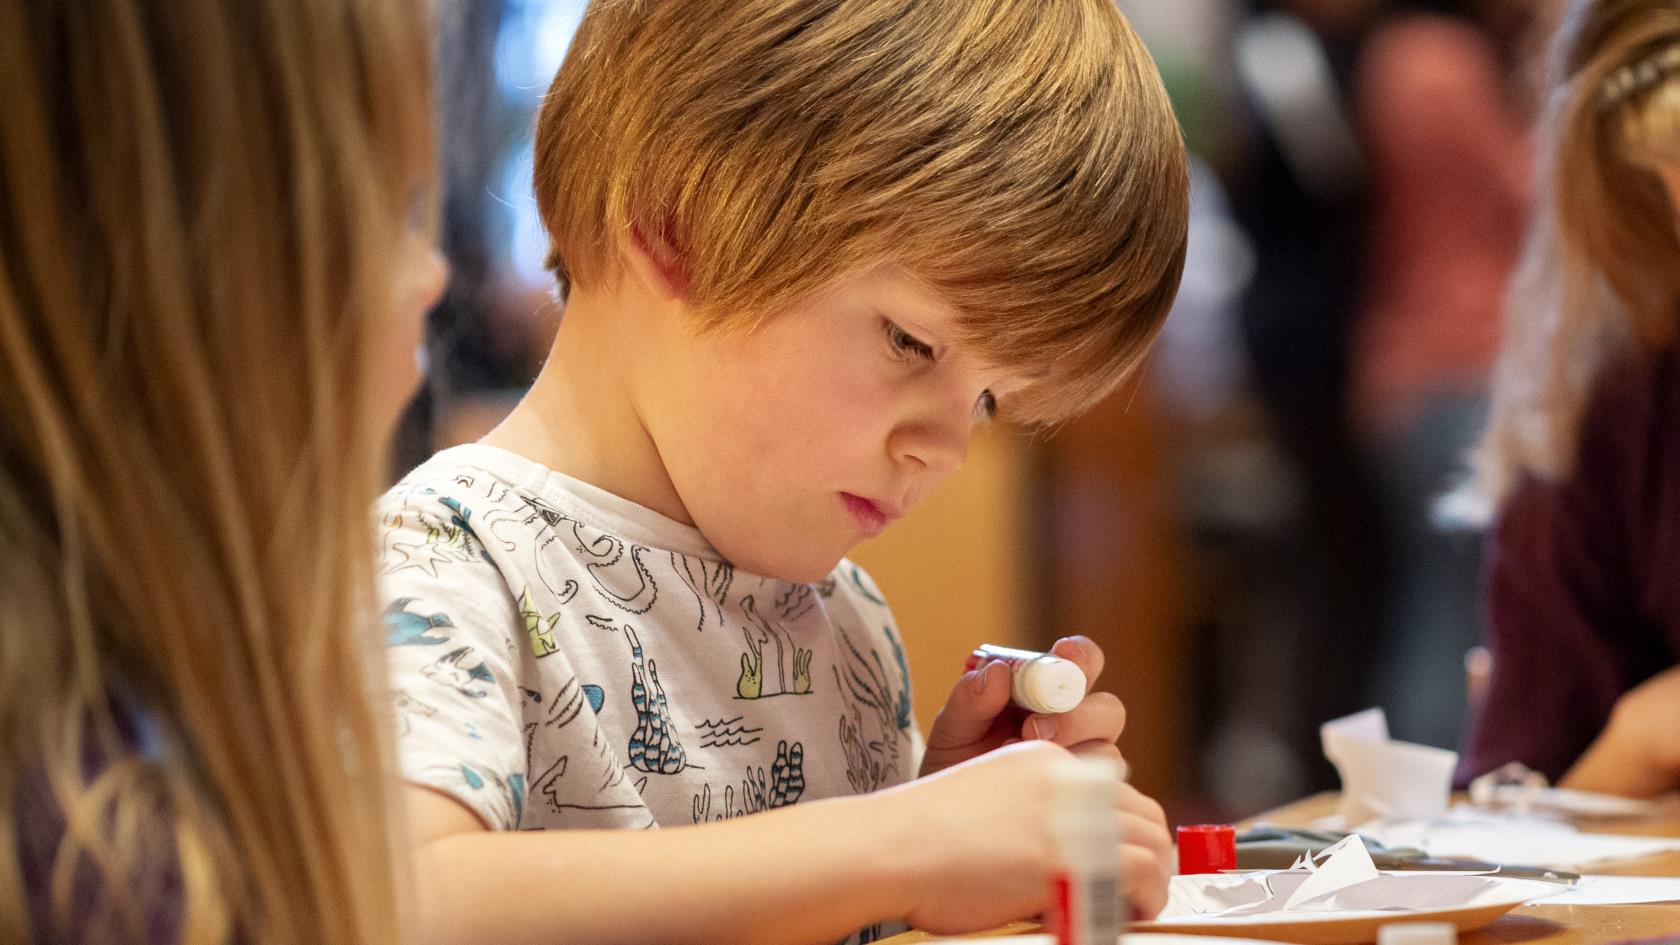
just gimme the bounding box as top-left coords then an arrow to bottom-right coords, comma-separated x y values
406,786 -> 918,945
404,728 -> 1174,945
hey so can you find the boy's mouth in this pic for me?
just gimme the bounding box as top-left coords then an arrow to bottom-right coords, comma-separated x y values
839,492 -> 900,537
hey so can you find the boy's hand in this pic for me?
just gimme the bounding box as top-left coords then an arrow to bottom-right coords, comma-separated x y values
878,740 -> 1173,933
920,635 -> 1127,778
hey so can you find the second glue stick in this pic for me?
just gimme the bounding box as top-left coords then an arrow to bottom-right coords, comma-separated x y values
1047,755 -> 1124,945
965,644 -> 1087,714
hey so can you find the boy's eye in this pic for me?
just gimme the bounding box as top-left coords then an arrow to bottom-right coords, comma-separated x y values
883,319 -> 936,362
975,390 -> 999,421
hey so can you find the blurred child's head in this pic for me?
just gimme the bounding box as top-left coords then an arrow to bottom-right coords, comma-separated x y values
0,0 -> 441,942
1467,0 -> 1680,515
533,0 -> 1188,580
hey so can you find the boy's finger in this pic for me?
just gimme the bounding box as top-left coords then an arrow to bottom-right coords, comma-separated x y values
924,659 -> 1013,749
1121,844 -> 1172,919
1024,691 -> 1125,746
1049,635 -> 1104,690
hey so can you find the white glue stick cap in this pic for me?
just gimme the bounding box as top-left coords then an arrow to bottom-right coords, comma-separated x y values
1015,655 -> 1086,715
1377,922 -> 1457,945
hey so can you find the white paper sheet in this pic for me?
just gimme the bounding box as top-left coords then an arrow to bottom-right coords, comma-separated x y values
1358,811 -> 1680,871
1534,875 -> 1680,906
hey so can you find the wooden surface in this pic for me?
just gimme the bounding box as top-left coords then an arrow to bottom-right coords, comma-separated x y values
880,791 -> 1680,944
1258,793 -> 1680,945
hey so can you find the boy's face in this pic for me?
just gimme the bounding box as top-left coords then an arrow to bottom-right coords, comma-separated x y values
637,264 -> 1033,583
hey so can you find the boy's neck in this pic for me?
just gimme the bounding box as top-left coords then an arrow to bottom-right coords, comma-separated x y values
481,288 -> 695,528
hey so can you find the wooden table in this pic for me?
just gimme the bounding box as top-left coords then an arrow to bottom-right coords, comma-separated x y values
881,792 -> 1680,944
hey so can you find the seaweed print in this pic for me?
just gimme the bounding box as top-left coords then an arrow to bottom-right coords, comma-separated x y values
735,595 -> 814,699
691,740 -> 805,822
626,626 -> 689,774
673,553 -> 733,633
832,625 -> 907,793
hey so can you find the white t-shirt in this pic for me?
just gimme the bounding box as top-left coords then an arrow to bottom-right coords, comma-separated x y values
379,442 -> 923,843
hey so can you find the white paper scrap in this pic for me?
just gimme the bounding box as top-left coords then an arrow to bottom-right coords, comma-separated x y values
1322,708 -> 1457,824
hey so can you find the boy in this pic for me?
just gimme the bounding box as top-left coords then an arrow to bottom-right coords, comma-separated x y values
382,2 -> 1188,943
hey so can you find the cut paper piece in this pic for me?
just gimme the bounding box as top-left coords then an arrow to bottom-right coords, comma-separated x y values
1153,836 -> 1556,919
1140,860 -> 1558,945
900,928 -> 1276,934
1322,709 -> 1457,824
1283,835 -> 1380,910
1360,812 -> 1680,871
1535,876 -> 1680,906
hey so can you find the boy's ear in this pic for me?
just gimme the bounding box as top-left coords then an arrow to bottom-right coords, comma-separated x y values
627,219 -> 692,300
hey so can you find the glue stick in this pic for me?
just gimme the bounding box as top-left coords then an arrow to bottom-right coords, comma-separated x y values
1046,756 -> 1123,945
965,644 -> 1087,714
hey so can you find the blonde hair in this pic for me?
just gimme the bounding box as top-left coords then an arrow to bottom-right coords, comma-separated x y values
1466,0 -> 1680,516
0,1 -> 432,943
534,0 -> 1189,423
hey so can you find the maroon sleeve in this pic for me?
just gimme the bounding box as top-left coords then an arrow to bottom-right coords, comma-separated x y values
1458,358 -> 1661,784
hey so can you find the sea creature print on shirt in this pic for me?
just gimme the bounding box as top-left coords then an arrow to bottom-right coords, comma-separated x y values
385,598 -> 455,647
520,587 -> 562,658
422,646 -> 496,699
529,676 -> 645,825
379,496 -> 488,577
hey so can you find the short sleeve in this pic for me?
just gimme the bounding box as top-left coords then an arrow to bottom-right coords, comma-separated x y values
379,489 -> 529,830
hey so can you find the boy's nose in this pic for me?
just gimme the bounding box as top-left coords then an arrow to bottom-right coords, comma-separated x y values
888,416 -> 969,476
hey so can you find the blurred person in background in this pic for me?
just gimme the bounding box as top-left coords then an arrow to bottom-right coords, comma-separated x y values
1218,0 -> 1389,791
1351,0 -> 1536,751
0,1 -> 445,942
1457,0 -> 1680,797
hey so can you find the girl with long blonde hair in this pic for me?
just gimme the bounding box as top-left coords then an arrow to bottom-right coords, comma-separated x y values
1459,0 -> 1680,797
0,1 -> 444,941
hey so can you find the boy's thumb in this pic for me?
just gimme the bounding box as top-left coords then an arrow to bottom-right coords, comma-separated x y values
927,660 -> 1013,748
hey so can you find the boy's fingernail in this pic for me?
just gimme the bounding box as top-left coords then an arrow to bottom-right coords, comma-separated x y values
1032,717 -> 1057,740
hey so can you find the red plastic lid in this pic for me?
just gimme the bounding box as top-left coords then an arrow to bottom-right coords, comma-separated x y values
1176,824 -> 1237,875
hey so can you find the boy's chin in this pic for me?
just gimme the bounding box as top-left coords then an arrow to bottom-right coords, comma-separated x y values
717,539 -> 847,585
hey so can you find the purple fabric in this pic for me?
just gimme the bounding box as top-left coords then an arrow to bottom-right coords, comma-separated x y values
14,704 -> 185,944
1459,348 -> 1680,785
